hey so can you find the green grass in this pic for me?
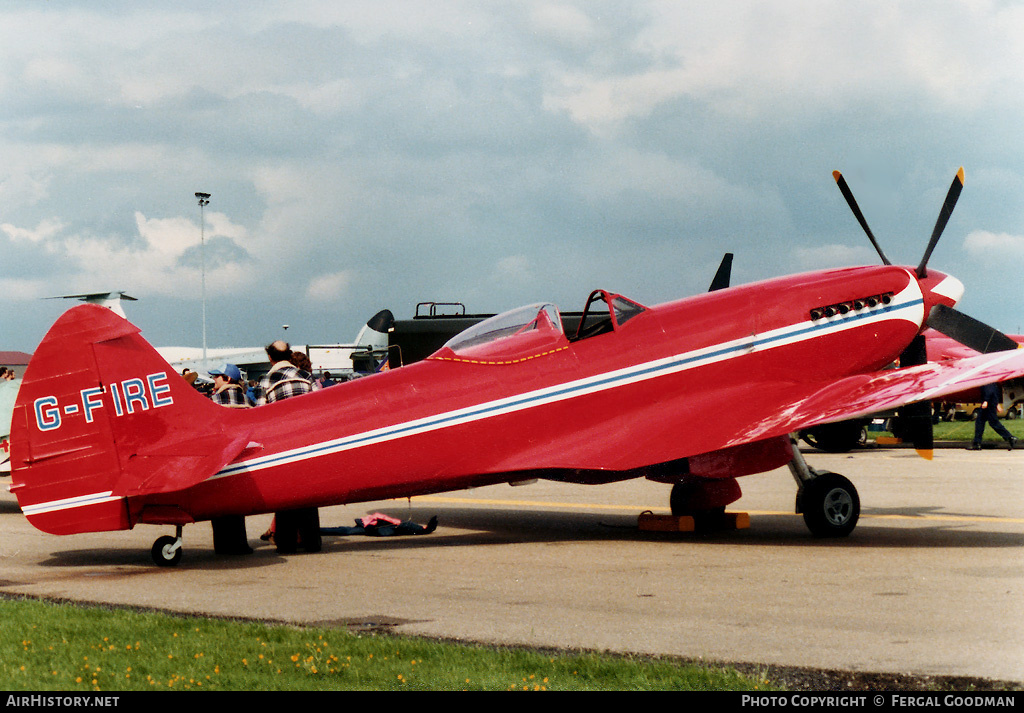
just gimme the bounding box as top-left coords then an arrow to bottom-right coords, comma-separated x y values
931,418 -> 1024,442
0,597 -> 772,691
868,418 -> 1024,444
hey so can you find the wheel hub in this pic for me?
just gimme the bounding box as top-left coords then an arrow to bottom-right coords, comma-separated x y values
823,487 -> 854,525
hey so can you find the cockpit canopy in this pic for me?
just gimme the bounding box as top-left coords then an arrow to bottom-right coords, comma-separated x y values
443,303 -> 563,355
438,291 -> 647,363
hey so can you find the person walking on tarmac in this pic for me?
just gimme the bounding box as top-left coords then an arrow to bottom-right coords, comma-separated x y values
970,382 -> 1018,450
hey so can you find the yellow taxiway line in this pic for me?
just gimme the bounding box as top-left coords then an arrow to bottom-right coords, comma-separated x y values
410,495 -> 1024,525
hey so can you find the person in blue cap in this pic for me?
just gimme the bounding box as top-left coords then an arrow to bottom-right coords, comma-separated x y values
207,362 -> 254,555
208,363 -> 251,409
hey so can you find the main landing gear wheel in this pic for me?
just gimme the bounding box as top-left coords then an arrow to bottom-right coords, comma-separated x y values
151,525 -> 184,566
799,471 -> 859,537
669,478 -> 741,530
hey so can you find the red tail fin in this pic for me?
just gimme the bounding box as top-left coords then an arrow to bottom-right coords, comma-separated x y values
10,305 -> 240,534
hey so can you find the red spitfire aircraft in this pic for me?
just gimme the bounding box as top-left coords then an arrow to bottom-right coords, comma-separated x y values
9,168 -> 1024,565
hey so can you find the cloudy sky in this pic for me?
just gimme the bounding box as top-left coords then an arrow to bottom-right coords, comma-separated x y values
2,1 -> 1023,356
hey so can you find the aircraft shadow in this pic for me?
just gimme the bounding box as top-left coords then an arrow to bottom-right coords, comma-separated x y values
28,503 -> 1022,573
37,547 -> 287,571
313,505 -> 1024,552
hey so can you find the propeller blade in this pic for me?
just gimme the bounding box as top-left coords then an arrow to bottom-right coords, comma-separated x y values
916,167 -> 965,278
927,304 -> 1020,354
898,335 -> 934,459
900,333 -> 928,367
708,253 -> 733,291
901,400 -> 934,460
832,171 -> 891,265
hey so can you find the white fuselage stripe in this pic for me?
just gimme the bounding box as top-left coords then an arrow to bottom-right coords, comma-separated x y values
214,285 -> 924,478
21,491 -> 119,517
24,282 -> 925,517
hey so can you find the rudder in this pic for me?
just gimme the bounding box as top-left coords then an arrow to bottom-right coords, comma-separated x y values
10,305 -> 227,534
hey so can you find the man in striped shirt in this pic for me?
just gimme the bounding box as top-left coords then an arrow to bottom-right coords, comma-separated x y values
257,340 -> 313,405
255,341 -> 319,554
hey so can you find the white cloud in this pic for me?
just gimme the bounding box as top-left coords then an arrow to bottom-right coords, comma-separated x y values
134,213 -> 201,257
794,244 -> 878,271
963,230 -> 1024,259
544,1 -> 1024,133
0,171 -> 51,212
305,271 -> 353,302
277,79 -> 365,116
485,255 -> 533,292
0,167 -> 51,209
2,2 -> 1023,351
527,3 -> 598,47
205,212 -> 249,242
0,211 -> 252,302
544,67 -> 692,134
54,232 -> 233,298
1,218 -> 65,244
0,277 -> 51,300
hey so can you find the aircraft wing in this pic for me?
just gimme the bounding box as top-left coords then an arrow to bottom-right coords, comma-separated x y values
739,347 -> 1024,444
925,328 -> 1024,361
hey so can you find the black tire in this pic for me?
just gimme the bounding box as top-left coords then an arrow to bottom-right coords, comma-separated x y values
274,511 -> 299,554
298,508 -> 322,553
669,481 -> 696,516
151,535 -> 182,567
800,472 -> 859,537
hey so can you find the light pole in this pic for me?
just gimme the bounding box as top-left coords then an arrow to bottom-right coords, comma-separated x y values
195,192 -> 211,371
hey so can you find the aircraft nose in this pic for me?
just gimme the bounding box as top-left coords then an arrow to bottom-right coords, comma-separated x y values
917,269 -> 964,314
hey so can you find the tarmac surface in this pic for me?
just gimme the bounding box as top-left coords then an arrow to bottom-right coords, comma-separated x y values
1,443 -> 1022,686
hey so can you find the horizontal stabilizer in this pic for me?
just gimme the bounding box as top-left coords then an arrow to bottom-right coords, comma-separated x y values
116,429 -> 254,497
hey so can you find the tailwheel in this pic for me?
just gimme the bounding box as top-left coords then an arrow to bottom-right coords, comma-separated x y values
151,527 -> 184,567
799,471 -> 860,537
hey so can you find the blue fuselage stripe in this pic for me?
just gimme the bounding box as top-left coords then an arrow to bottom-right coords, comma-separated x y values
218,298 -> 921,477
